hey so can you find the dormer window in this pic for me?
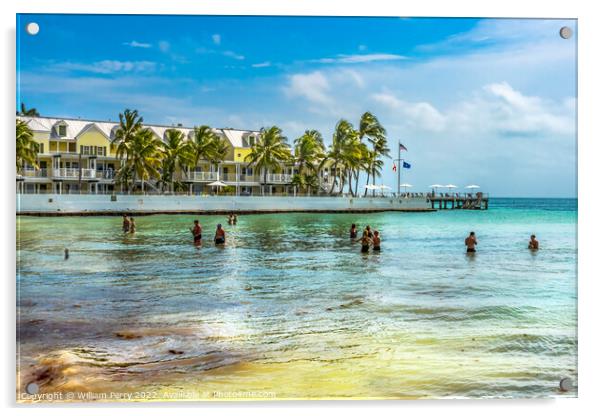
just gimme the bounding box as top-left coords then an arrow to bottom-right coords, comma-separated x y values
249,136 -> 255,146
57,124 -> 67,137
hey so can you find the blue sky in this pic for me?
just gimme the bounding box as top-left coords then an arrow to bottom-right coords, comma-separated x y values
16,15 -> 577,197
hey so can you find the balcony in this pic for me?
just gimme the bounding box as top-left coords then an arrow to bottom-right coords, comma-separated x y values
21,168 -> 48,178
265,173 -> 292,183
96,170 -> 115,180
52,168 -> 97,179
181,171 -> 218,182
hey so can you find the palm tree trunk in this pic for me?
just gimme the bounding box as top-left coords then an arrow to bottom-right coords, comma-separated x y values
263,169 -> 267,196
372,169 -> 376,197
329,163 -> 338,194
364,169 -> 371,197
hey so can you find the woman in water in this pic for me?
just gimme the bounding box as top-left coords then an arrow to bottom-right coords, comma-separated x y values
349,223 -> 358,239
129,217 -> 136,234
214,224 -> 226,245
372,230 -> 381,252
122,214 -> 130,233
360,231 -> 372,253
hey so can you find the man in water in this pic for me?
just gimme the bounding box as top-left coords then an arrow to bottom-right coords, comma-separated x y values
190,220 -> 202,244
465,231 -> 477,253
364,225 -> 373,238
122,214 -> 130,233
129,217 -> 136,233
372,230 -> 381,252
214,224 -> 226,245
528,234 -> 539,250
349,224 -> 358,239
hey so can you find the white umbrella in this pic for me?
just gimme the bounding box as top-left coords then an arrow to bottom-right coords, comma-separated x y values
208,180 -> 227,187
364,184 -> 379,190
399,183 -> 413,193
429,184 -> 444,188
379,185 -> 391,190
465,184 -> 480,189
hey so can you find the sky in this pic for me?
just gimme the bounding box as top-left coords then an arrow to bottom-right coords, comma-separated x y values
16,15 -> 577,197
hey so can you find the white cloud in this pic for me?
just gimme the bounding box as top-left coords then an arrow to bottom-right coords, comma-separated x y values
122,40 -> 152,48
314,53 -> 407,64
223,51 -> 245,60
284,71 -> 332,106
51,60 -> 157,74
212,34 -> 221,45
371,92 -> 447,132
251,61 -> 271,68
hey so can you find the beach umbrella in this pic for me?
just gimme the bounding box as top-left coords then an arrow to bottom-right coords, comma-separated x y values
465,184 -> 480,189
364,184 -> 379,190
379,185 -> 391,190
445,184 -> 457,192
399,183 -> 413,192
208,180 -> 227,187
429,184 -> 444,188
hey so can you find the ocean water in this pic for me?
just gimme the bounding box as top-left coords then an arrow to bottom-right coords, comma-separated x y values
16,198 -> 577,400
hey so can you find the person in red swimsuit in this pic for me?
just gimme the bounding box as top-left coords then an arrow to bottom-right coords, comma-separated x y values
214,224 -> 226,245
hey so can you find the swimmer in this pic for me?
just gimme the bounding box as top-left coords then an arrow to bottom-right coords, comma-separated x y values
349,223 -> 358,239
227,213 -> 234,225
190,220 -> 202,243
372,230 -> 381,252
364,225 -> 373,238
64,248 -> 69,260
465,231 -> 477,253
360,231 -> 372,253
233,214 -> 238,225
129,217 -> 136,233
122,214 -> 130,233
528,234 -> 539,250
214,224 -> 226,245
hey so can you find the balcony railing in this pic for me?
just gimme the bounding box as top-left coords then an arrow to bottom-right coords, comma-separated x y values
182,171 -> 218,182
21,168 -> 48,178
265,173 -> 292,183
96,170 -> 115,179
52,168 -> 96,179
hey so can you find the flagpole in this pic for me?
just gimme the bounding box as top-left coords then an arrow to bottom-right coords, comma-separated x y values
397,140 -> 401,198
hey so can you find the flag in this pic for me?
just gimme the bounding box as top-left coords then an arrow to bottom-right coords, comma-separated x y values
403,161 -> 411,169
392,162 -> 397,172
399,143 -> 408,151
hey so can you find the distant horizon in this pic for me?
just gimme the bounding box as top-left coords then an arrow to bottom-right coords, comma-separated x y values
17,15 -> 577,198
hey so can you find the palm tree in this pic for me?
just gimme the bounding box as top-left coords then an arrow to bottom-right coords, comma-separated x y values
18,103 -> 40,117
160,129 -> 190,193
125,129 -> 163,193
294,129 -> 325,176
113,109 -> 144,192
16,119 -> 39,173
208,136 -> 230,179
245,126 -> 291,195
359,112 -> 389,197
187,126 -> 218,172
320,120 -> 357,195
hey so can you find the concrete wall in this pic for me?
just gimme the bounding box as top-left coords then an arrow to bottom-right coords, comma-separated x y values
16,194 -> 433,215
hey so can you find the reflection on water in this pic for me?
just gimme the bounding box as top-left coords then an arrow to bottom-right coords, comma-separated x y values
16,200 -> 577,400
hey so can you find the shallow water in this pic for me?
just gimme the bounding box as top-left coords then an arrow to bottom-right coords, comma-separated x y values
16,198 -> 577,400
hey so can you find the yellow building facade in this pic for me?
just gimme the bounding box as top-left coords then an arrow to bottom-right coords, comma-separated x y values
16,116 -> 305,196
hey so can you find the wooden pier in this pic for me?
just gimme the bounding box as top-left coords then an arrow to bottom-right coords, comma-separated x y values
427,192 -> 489,210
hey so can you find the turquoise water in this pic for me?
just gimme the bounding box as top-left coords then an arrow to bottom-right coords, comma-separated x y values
16,198 -> 577,400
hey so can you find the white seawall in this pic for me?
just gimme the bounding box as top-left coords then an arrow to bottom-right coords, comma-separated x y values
16,194 -> 433,215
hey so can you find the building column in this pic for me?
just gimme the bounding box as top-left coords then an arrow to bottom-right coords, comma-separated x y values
236,163 -> 240,196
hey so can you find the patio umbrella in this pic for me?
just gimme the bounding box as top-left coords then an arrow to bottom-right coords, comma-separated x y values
465,185 -> 480,189
399,183 -> 413,192
364,184 -> 379,190
208,180 -> 227,195
445,184 -> 458,193
429,184 -> 444,188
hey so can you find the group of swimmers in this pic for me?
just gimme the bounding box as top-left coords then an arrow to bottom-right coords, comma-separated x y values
349,223 -> 381,253
121,214 -> 136,233
464,231 -> 540,253
189,220 -> 226,246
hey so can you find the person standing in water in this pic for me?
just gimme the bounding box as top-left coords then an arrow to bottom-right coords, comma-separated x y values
528,234 -> 539,250
372,230 -> 381,252
122,214 -> 130,233
214,224 -> 226,245
364,225 -> 373,238
465,231 -> 477,253
190,220 -> 202,244
129,217 -> 136,234
360,231 -> 372,253
349,224 -> 358,239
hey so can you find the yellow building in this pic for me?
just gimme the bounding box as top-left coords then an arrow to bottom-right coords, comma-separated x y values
16,116 -> 310,196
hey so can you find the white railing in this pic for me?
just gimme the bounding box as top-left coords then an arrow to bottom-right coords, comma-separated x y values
182,171 -> 218,181
52,168 -> 96,179
21,168 -> 48,178
96,170 -> 115,179
265,173 -> 292,183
